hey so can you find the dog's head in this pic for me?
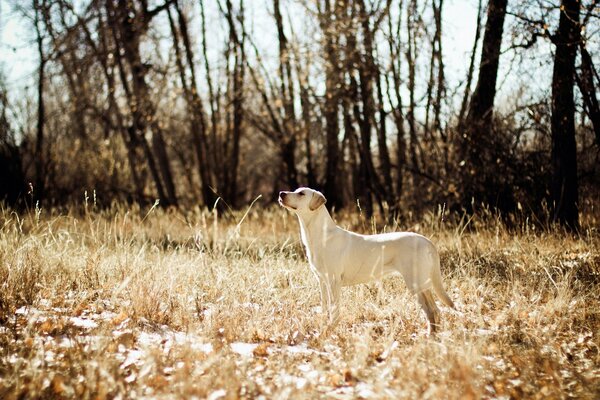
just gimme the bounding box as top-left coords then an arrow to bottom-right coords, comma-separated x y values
278,187 -> 327,213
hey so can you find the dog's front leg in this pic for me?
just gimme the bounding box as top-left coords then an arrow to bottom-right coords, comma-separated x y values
318,279 -> 329,314
316,276 -> 340,334
316,279 -> 331,334
325,275 -> 341,327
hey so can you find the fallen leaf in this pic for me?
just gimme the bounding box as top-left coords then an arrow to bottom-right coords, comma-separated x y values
73,302 -> 88,316
111,311 -> 128,326
52,375 -> 66,395
253,342 -> 270,357
146,374 -> 168,389
343,368 -> 357,385
327,373 -> 344,387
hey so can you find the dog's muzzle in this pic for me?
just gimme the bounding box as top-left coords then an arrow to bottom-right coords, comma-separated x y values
279,191 -> 293,208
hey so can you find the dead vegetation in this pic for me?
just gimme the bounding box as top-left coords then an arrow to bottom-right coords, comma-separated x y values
0,203 -> 598,399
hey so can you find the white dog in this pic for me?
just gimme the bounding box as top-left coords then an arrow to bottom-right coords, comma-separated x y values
279,187 -> 455,334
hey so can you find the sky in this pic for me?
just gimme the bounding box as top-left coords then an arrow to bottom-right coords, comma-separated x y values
1,0 -> 38,91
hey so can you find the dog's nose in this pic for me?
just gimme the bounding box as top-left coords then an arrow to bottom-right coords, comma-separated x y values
279,191 -> 287,198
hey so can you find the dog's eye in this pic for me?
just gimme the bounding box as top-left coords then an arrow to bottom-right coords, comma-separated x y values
298,192 -> 305,196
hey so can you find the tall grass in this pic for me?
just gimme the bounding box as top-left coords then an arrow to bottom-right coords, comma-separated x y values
0,202 -> 598,398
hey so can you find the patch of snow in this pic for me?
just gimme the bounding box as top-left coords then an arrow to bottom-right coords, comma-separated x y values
279,373 -> 308,389
297,363 -> 312,372
44,350 -> 56,363
121,349 -> 144,369
230,342 -> 258,356
39,299 -> 52,308
284,343 -> 315,355
69,317 -> 98,329
15,306 -> 35,315
137,331 -> 163,346
98,311 -> 118,321
356,383 -> 376,398
192,342 -> 213,354
207,389 -> 227,400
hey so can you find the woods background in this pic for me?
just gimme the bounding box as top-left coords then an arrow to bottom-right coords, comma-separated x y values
0,0 -> 598,228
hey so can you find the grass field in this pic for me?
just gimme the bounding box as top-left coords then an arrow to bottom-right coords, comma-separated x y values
1,202 -> 599,399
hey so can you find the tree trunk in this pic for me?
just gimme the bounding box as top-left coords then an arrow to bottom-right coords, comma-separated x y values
357,0 -> 392,210
221,0 -> 245,205
551,0 -> 580,229
465,0 -> 507,128
461,0 -> 507,210
113,0 -> 177,207
0,78 -> 24,206
91,6 -> 145,201
458,0 -> 483,127
386,7 -> 406,205
33,0 -> 46,201
105,0 -> 172,206
321,0 -> 343,209
375,69 -> 394,207
576,45 -> 600,146
406,0 -> 420,172
200,0 -> 222,178
432,0 -> 445,138
298,67 -> 317,188
424,0 -> 444,137
274,0 -> 299,188
343,92 -> 360,209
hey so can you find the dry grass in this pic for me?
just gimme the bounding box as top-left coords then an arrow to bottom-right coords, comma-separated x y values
0,202 -> 599,399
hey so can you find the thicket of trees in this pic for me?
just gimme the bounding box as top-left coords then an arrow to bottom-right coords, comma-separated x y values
0,0 -> 598,229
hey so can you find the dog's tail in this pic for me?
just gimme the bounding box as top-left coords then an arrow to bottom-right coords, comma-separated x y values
431,250 -> 456,309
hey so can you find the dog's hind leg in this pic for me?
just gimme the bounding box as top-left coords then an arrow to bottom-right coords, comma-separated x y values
417,289 -> 441,335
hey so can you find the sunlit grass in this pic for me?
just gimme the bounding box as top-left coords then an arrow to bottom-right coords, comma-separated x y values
0,202 -> 598,398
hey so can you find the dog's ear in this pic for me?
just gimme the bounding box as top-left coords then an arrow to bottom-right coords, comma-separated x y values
309,191 -> 327,210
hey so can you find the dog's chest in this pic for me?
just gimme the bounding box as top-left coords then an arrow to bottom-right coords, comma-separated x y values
300,227 -> 329,273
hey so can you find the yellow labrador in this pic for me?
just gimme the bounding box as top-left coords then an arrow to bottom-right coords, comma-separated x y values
279,187 -> 455,334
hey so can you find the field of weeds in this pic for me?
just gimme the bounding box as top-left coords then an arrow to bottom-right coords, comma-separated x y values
1,202 -> 599,399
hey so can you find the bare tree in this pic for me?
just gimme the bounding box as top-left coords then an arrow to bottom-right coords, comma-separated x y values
107,0 -> 178,207
386,1 -> 407,204
405,0 -> 422,173
550,0 -> 580,228
357,0 -> 392,212
424,0 -> 445,137
167,0 -> 216,207
318,0 -> 343,210
465,0 -> 507,128
458,0 -> 484,126
0,73 -> 24,205
273,0 -> 299,188
219,0 -> 246,205
460,0 -> 508,210
576,44 -> 600,146
200,0 -> 222,181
